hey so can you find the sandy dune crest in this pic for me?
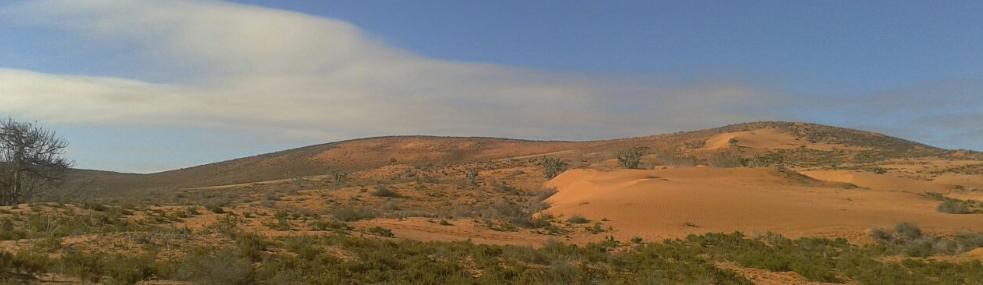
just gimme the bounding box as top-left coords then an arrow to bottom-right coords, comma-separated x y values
545,168 -> 983,243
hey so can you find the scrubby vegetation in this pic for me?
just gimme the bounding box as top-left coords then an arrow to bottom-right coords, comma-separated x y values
2,221 -> 981,284
869,223 -> 983,257
924,192 -> 983,214
4,121 -> 982,284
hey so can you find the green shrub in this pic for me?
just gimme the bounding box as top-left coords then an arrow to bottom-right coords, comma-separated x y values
616,147 -> 645,169
370,184 -> 401,198
331,207 -> 377,222
492,202 -> 552,229
367,226 -> 394,237
465,168 -> 479,187
938,200 -> 972,214
236,233 -> 269,262
175,250 -> 253,285
0,218 -> 27,240
269,210 -> 291,231
331,170 -> 349,185
870,228 -> 894,243
540,157 -> 568,179
585,223 -> 606,234
565,215 -> 590,224
895,222 -> 923,241
60,250 -> 156,284
206,205 -> 225,214
870,223 -> 983,256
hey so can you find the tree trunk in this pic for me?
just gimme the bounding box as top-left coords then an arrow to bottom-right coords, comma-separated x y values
9,170 -> 19,206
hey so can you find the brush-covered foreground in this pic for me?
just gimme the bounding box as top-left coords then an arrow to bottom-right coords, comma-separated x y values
1,203 -> 982,285
4,122 -> 983,284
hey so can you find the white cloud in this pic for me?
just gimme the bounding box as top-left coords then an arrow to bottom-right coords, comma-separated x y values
2,0 -> 981,172
0,0 -> 777,142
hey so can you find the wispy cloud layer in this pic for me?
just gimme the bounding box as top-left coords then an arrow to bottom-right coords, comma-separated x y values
0,0 -> 980,171
0,0 -> 775,141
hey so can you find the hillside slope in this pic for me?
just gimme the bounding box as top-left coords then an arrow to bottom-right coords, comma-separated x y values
56,121 -> 981,199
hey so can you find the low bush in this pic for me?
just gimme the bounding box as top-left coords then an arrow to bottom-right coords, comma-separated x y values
175,249 -> 253,285
565,215 -> 590,224
370,184 -> 401,198
331,207 -> 377,222
870,223 -> 983,257
465,168 -> 479,187
540,157 -> 568,179
367,226 -> 394,237
616,147 -> 645,169
938,200 -> 972,214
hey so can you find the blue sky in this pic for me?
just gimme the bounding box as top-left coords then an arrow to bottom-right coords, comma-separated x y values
0,0 -> 981,172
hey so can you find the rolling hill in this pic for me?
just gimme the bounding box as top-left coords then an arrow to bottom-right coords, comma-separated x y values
56,121 -> 980,200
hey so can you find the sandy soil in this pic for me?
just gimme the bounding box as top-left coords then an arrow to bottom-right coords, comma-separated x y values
545,168 -> 983,243
703,128 -> 857,151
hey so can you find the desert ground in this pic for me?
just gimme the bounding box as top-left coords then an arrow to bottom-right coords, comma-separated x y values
2,122 -> 982,284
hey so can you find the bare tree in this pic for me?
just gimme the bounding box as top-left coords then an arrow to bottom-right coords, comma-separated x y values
0,118 -> 72,206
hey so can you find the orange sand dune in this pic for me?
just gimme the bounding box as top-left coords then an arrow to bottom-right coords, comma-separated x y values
702,128 -> 855,151
545,168 -> 983,243
802,170 -> 983,195
704,128 -> 802,150
933,173 -> 983,190
800,170 -> 944,193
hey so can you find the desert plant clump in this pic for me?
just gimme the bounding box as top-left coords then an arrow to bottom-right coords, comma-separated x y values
206,204 -> 226,214
540,157 -> 568,179
923,192 -> 981,214
331,170 -> 349,185
870,228 -> 894,243
331,207 -> 377,222
869,222 -> 983,257
565,215 -> 590,224
370,184 -> 401,198
895,222 -> 923,241
175,249 -> 253,285
464,168 -> 479,187
937,200 -> 972,214
585,223 -> 607,234
616,147 -> 645,169
367,226 -> 394,237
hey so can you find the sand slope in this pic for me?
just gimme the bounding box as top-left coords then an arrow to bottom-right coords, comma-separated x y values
704,128 -> 802,150
545,168 -> 983,243
702,128 -> 856,151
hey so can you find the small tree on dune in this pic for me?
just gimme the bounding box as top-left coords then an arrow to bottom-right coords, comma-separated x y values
616,147 -> 645,169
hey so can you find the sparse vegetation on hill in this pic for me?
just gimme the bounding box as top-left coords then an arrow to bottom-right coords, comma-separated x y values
3,121 -> 981,284
44,121 -> 980,201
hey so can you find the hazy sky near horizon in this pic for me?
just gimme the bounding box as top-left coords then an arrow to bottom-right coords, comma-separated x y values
1,0 -> 981,173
